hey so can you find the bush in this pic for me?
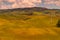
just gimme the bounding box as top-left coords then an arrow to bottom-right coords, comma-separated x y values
57,20 -> 60,27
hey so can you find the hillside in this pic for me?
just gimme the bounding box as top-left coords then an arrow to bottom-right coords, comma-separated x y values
0,7 -> 60,40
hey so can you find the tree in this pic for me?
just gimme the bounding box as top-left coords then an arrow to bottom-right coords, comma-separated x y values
57,20 -> 60,27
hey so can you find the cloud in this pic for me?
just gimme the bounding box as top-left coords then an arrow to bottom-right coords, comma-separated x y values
0,0 -> 60,9
44,0 -> 60,6
0,0 -> 41,9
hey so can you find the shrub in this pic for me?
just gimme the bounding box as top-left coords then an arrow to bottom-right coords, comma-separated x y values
57,20 -> 60,27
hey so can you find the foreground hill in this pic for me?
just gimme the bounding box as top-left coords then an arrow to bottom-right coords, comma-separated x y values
0,7 -> 60,40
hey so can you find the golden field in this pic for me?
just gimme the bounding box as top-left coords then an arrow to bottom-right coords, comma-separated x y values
0,8 -> 60,40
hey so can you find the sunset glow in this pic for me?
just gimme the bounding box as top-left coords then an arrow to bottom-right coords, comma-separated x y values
0,0 -> 60,9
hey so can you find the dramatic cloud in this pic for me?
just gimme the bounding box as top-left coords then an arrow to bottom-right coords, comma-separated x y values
0,0 -> 41,9
0,0 -> 60,9
44,0 -> 60,6
42,0 -> 60,9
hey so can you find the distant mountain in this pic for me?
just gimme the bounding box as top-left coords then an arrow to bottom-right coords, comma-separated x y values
0,7 -> 60,16
0,7 -> 59,22
0,7 -> 47,12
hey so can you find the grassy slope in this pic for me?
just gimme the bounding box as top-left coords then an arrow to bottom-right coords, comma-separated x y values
0,9 -> 60,40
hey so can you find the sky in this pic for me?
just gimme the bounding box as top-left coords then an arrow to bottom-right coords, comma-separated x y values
0,0 -> 60,9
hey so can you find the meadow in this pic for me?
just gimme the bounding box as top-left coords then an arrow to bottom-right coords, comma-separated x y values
0,8 -> 60,40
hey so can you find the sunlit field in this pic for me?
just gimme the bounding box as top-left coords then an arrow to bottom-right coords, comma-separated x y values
0,8 -> 60,40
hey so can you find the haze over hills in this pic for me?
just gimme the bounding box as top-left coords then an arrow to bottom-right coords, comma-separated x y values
0,7 -> 60,16
0,7 -> 60,13
0,7 -> 60,21
0,7 -> 60,11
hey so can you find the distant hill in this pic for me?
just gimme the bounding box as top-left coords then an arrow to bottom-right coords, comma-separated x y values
0,7 -> 60,17
0,7 -> 60,15
0,7 -> 47,12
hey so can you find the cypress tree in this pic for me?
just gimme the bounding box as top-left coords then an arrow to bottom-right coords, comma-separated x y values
57,20 -> 60,27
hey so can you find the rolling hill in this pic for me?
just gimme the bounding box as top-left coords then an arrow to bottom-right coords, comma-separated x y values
0,7 -> 60,40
